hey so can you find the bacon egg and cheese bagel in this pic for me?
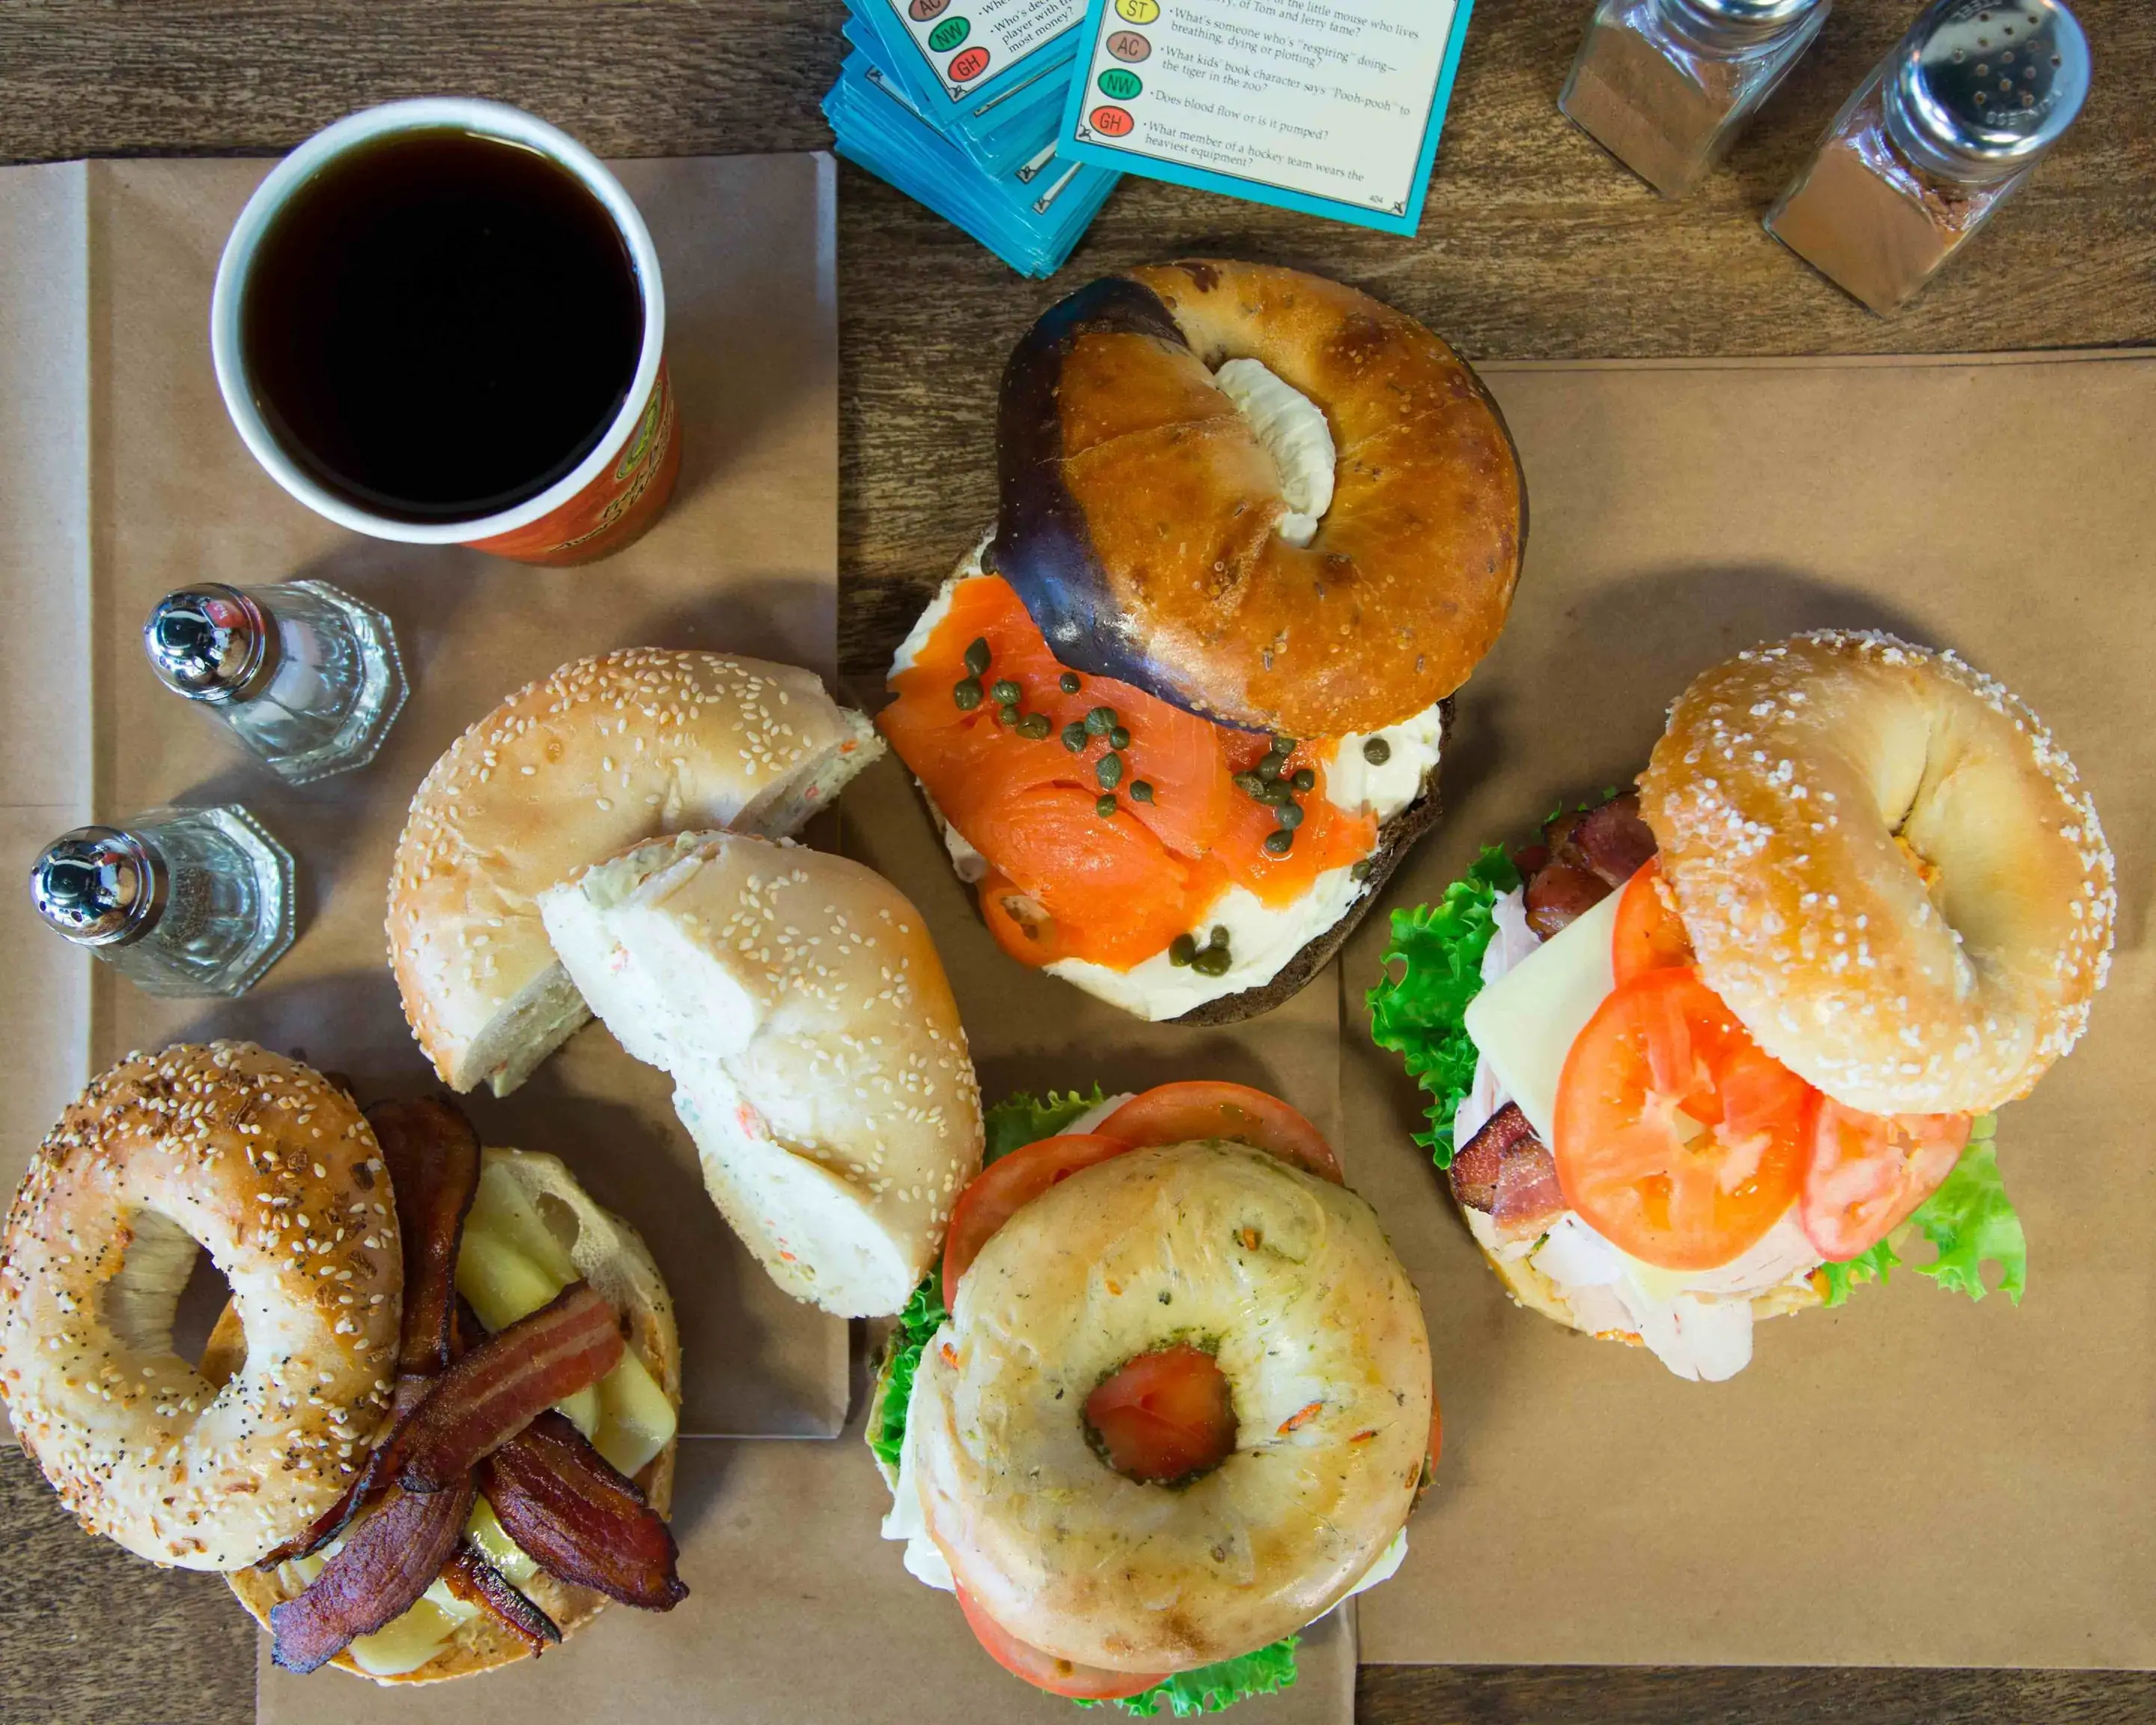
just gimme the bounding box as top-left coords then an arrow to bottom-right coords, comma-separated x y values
389,648 -> 881,1096
872,1082 -> 1434,1709
882,261 -> 1521,1024
0,1043 -> 399,1570
913,1141 -> 1428,1672
1371,631 -> 2114,1382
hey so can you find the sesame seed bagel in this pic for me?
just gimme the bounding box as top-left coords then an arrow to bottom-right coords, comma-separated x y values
541,831 -> 984,1318
910,1141 -> 1428,1672
1639,632 -> 2115,1116
0,1044 -> 400,1570
389,648 -> 883,1097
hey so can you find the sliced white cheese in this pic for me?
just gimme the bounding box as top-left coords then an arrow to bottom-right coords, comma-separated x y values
1462,886 -> 1622,1147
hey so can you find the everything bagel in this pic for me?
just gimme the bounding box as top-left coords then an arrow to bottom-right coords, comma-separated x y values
993,259 -> 1523,739
1641,631 -> 2115,1115
910,1139 -> 1429,1673
0,1044 -> 400,1569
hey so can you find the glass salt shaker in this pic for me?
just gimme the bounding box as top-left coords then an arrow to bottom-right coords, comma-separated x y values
1764,0 -> 2089,314
1559,0 -> 1831,199
28,807 -> 296,997
144,579 -> 406,782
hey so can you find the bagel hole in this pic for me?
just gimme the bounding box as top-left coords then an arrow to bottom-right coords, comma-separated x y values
1082,1342 -> 1237,1488
99,1208 -> 232,1373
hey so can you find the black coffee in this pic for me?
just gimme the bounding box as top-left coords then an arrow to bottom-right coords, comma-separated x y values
240,128 -> 642,523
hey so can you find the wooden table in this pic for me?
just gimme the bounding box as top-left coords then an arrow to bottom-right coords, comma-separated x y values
1,3 -> 2150,1721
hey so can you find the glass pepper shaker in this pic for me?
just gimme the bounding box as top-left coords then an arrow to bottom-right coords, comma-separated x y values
1559,0 -> 1831,199
144,579 -> 406,782
1765,0 -> 2089,314
28,807 -> 296,997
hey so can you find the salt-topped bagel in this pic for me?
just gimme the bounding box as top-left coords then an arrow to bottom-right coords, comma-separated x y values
1640,631 -> 2115,1115
994,259 -> 1523,739
910,1140 -> 1428,1670
0,1044 -> 400,1570
389,648 -> 882,1096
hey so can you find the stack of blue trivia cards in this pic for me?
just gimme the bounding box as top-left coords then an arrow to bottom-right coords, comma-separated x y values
824,0 -> 1118,278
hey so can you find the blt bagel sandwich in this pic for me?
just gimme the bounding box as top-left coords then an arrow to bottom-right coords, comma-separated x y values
1370,633 -> 2115,1381
870,1081 -> 1437,1713
879,261 -> 1523,1023
0,1045 -> 686,1682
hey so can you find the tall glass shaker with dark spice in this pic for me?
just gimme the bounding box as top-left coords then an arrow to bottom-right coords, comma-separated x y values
1559,0 -> 1831,198
28,807 -> 296,997
1765,0 -> 2089,314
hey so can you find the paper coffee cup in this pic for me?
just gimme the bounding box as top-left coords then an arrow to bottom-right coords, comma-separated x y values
210,97 -> 679,567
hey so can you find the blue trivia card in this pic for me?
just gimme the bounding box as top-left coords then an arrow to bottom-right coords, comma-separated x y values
1057,0 -> 1476,235
850,0 -> 1090,150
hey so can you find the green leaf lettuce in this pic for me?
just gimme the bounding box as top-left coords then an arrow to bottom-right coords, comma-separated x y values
1077,1637 -> 1300,1717
1818,1116 -> 2024,1307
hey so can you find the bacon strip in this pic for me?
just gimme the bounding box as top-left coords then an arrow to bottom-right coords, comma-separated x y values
1570,793 -> 1657,888
441,1545 -> 562,1652
257,1100 -> 481,1569
483,1412 -> 687,1610
394,1282 -> 624,1494
1452,1103 -> 1568,1240
268,1477 -> 475,1674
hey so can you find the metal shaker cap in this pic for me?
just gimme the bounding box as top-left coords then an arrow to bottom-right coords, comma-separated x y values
144,584 -> 275,702
1886,0 -> 2089,182
1669,0 -> 1827,40
29,827 -> 164,946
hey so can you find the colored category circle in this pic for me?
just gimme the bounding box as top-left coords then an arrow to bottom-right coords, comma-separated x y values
1106,30 -> 1151,62
1089,104 -> 1136,137
1097,67 -> 1143,100
1113,0 -> 1160,21
928,16 -> 970,51
948,44 -> 992,81
908,0 -> 948,18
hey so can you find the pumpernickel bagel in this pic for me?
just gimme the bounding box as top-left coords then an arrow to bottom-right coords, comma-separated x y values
994,259 -> 1523,740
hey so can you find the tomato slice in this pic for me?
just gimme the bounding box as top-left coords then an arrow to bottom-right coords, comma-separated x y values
1611,857 -> 1696,985
1096,1082 -> 1343,1183
1553,965 -> 1811,1271
1084,1344 -> 1237,1485
1800,1101 -> 1969,1262
953,1583 -> 1167,1700
942,1134 -> 1131,1307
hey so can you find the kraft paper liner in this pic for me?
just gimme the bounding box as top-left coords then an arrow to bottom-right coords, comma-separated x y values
0,153 -> 849,1440
1343,350 -> 2156,1669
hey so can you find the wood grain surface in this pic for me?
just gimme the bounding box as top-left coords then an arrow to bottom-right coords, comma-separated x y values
2,3 -> 2152,1722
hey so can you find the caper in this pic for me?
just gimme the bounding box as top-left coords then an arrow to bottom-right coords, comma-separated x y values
1255,758 -> 1280,782
1261,781 -> 1292,806
1291,767 -> 1315,792
1268,734 -> 1296,758
990,678 -> 1022,707
1130,780 -> 1155,803
1169,933 -> 1199,967
1362,737 -> 1392,765
1350,859 -> 1373,881
1264,830 -> 1294,857
1211,926 -> 1228,946
1061,721 -> 1088,752
963,637 -> 992,676
1232,772 -> 1266,797
1085,705 -> 1117,736
1095,794 -> 1118,818
999,704 -> 1020,726
1109,726 -> 1131,750
953,678 -> 983,711
1276,801 -> 1304,830
1059,671 -> 1081,694
1096,752 -> 1124,790
1190,945 -> 1233,976
1017,713 -> 1052,740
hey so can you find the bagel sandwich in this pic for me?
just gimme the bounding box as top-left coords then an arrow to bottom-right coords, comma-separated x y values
1368,633 -> 2116,1381
877,261 -> 1523,1024
226,1095 -> 686,1682
868,1080 -> 1437,1713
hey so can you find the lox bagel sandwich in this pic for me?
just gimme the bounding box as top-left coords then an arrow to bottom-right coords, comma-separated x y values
870,1081 -> 1437,1713
1370,633 -> 2115,1381
879,261 -> 1523,1023
0,1046 -> 686,1682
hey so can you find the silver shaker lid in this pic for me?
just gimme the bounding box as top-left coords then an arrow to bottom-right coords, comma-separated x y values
144,584 -> 275,702
1886,0 -> 2089,182
1669,0 -> 1827,37
29,827 -> 163,946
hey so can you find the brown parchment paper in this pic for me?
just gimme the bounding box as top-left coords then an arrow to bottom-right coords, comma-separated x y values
0,153 -> 848,1438
1345,351 -> 2156,1669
